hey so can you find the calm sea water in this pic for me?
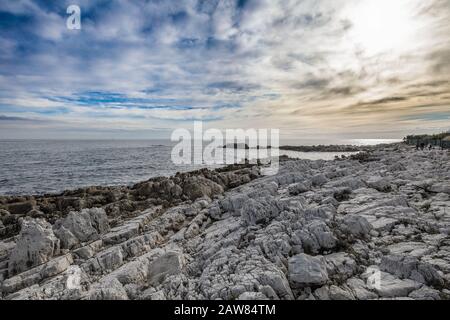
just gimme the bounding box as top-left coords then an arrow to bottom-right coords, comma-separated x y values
0,139 -> 398,195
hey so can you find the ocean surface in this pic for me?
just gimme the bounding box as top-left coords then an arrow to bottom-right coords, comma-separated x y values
0,139 -> 399,196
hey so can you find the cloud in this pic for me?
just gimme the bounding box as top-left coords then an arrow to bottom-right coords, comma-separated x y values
0,0 -> 449,139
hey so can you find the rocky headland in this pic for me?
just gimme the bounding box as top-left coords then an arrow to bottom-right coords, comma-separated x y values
0,143 -> 449,300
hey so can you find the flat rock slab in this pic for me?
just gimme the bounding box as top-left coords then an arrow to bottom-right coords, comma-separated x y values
367,271 -> 421,298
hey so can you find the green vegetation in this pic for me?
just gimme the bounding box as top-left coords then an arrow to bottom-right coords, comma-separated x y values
403,131 -> 450,149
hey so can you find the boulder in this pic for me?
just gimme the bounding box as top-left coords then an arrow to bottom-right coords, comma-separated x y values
88,208 -> 110,234
88,278 -> 129,300
55,211 -> 98,243
183,177 -> 224,201
325,252 -> 357,281
288,182 -> 310,195
340,214 -> 372,239
307,221 -> 337,251
346,278 -> 378,300
409,286 -> 441,300
240,197 -> 284,225
367,271 -> 421,298
380,255 -> 444,287
8,218 -> 60,275
311,174 -> 328,187
288,253 -> 328,288
367,176 -> 391,192
148,251 -> 184,285
54,208 -> 110,246
54,226 -> 80,249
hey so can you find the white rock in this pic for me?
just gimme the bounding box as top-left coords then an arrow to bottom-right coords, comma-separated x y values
238,292 -> 268,300
56,211 -> 98,243
8,218 -> 60,275
367,271 -> 421,298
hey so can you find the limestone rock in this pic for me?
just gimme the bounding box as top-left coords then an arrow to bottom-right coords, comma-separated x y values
340,214 -> 372,239
367,271 -> 421,298
8,218 -> 60,275
380,255 -> 444,287
288,253 -> 328,288
88,278 -> 129,300
54,208 -> 109,246
148,251 -> 184,285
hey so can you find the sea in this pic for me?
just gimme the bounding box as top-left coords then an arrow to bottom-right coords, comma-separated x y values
0,139 -> 400,195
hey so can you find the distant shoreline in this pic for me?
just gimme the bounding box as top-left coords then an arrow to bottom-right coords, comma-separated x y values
223,142 -> 400,153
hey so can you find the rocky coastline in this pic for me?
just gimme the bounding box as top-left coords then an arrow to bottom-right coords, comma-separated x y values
0,143 -> 449,300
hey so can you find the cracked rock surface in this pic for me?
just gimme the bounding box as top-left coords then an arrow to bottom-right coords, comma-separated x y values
0,144 -> 449,300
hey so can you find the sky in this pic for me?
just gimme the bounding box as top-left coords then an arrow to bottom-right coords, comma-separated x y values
0,0 -> 449,140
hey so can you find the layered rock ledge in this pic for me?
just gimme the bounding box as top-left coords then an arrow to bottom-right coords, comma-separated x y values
0,144 -> 449,300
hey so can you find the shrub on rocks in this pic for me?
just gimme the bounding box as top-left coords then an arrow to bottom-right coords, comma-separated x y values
6,201 -> 36,215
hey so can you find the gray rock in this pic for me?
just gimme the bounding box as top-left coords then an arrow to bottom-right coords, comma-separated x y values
409,286 -> 441,300
371,217 -> 397,232
238,292 -> 268,300
148,251 -> 184,285
429,183 -> 450,195
88,278 -> 129,300
311,174 -> 328,187
366,270 -> 421,298
325,252 -> 357,281
55,210 -> 98,243
95,246 -> 124,273
54,226 -> 79,249
340,214 -> 372,238
307,221 -> 337,251
367,176 -> 391,192
380,255 -> 444,287
240,197 -> 284,225
346,278 -> 378,300
288,253 -> 328,288
88,208 -> 110,234
328,285 -> 355,300
288,182 -> 310,195
183,176 -> 224,201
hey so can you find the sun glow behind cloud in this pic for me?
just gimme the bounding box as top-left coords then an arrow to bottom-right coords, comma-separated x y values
346,0 -> 421,55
